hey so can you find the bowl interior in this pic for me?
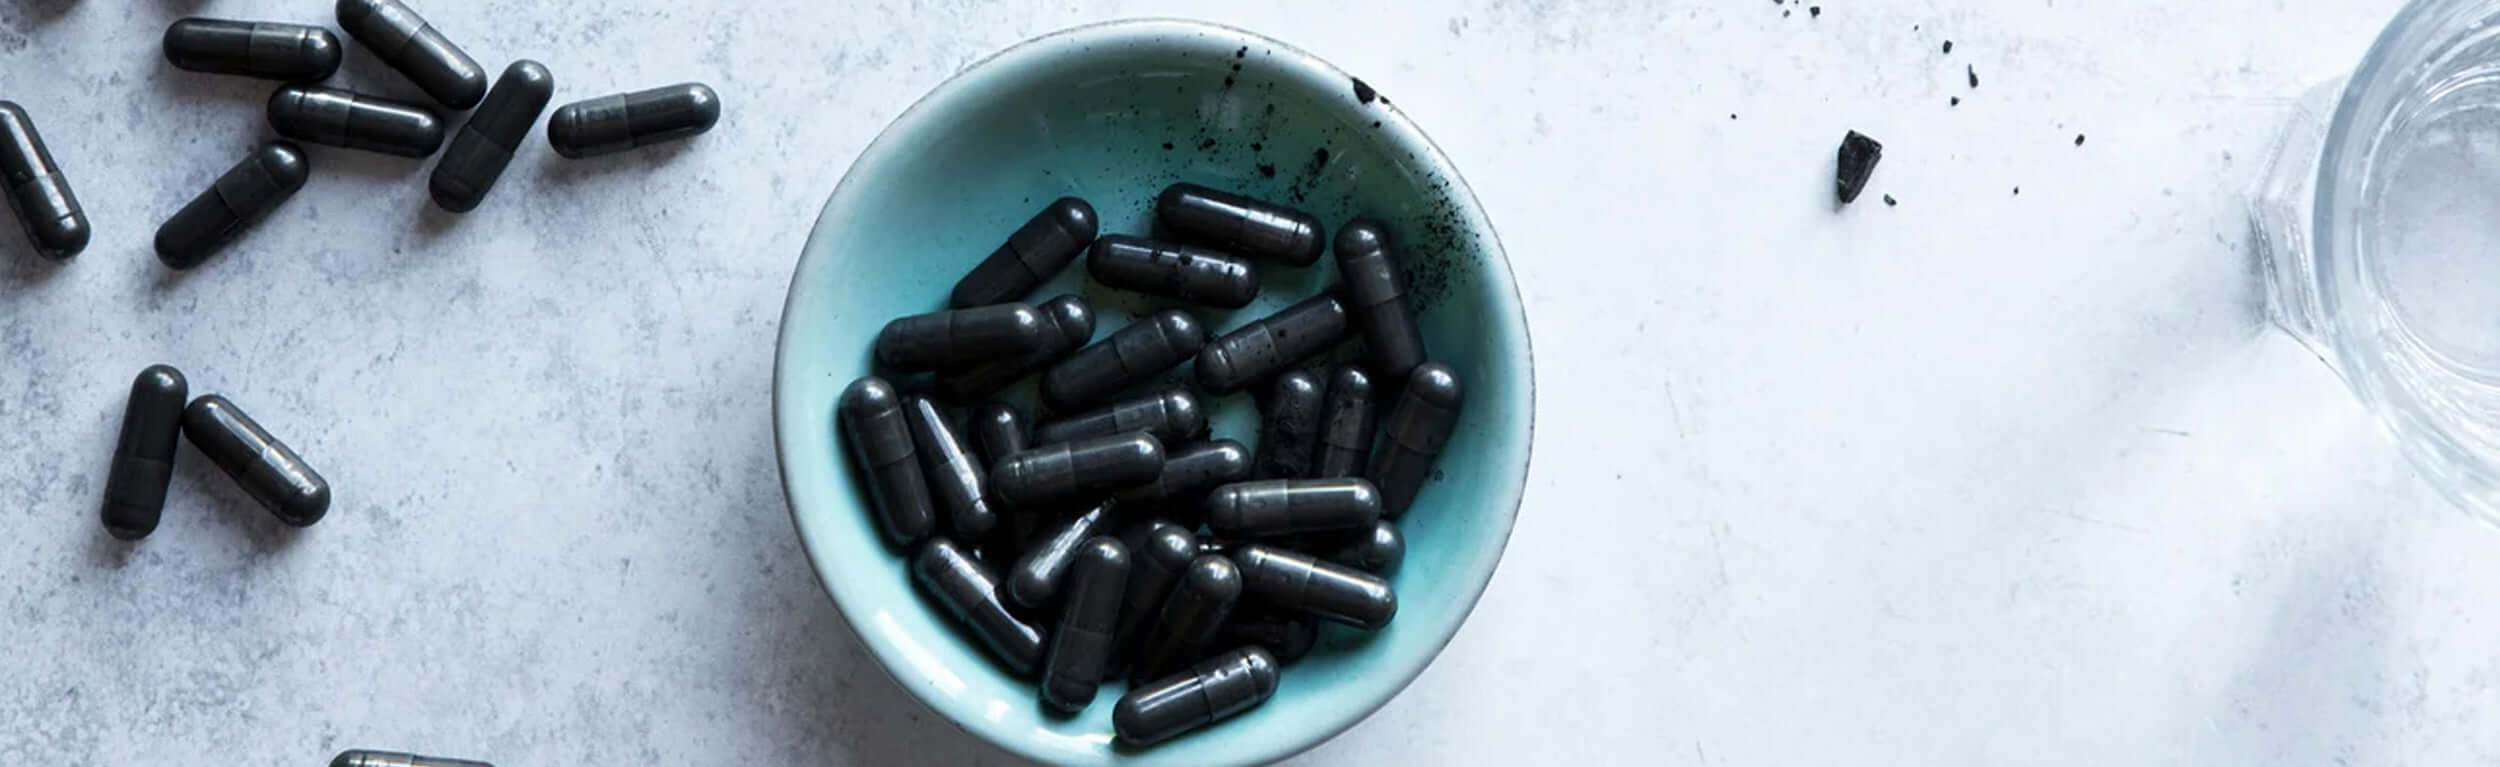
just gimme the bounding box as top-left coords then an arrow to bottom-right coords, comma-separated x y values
775,20 -> 1531,766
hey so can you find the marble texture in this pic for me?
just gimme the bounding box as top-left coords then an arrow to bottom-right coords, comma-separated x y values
3,0 -> 2495,764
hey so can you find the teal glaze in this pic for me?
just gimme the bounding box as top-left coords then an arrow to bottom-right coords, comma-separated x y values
773,19 -> 1532,766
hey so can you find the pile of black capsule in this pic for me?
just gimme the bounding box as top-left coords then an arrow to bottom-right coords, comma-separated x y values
836,182 -> 1470,747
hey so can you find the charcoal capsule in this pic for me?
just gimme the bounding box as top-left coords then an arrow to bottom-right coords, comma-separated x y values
181,395 -> 329,526
1085,235 -> 1259,309
101,365 -> 188,541
1115,522 -> 1198,655
904,396 -> 997,540
330,750 -> 494,767
429,60 -> 554,212
971,400 -> 1028,469
268,85 -> 445,158
1129,554 -> 1241,683
547,83 -> 721,158
1313,365 -> 1377,478
837,377 -> 937,548
1254,370 -> 1324,479
1217,607 -> 1317,661
951,197 -> 1097,308
1322,519 -> 1404,575
874,302 -> 1050,372
1333,219 -> 1427,381
155,142 -> 309,269
935,295 -> 1095,399
1009,501 -> 1116,609
334,0 -> 487,109
913,538 -> 1047,676
990,432 -> 1165,509
1205,478 -> 1382,539
163,18 -> 342,82
1041,309 -> 1205,412
1114,646 -> 1280,746
1195,294 -> 1349,395
1042,537 -> 1131,714
1114,439 -> 1251,522
0,102 -> 87,260
1032,389 -> 1204,446
1155,182 -> 1325,267
1368,362 -> 1464,517
1229,544 -> 1396,630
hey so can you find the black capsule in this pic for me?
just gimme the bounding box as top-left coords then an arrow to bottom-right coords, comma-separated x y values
952,197 -> 1097,308
1229,544 -> 1396,630
1114,646 -> 1280,746
101,365 -> 188,541
1218,607 -> 1317,661
1313,365 -> 1377,478
155,142 -> 309,269
1086,235 -> 1259,309
268,85 -> 446,158
1205,478 -> 1382,539
1041,309 -> 1206,412
912,538 -> 1047,676
836,377 -> 937,548
0,102 -> 87,261
1006,496 -> 1119,608
335,0 -> 486,109
1368,362 -> 1464,517
1322,519 -> 1405,575
971,400 -> 1028,469
430,60 -> 554,212
1033,388 -> 1204,446
935,295 -> 1095,399
1042,537 -> 1131,714
1254,370 -> 1324,479
330,750 -> 495,767
1333,220 -> 1428,381
990,432 -> 1165,510
1114,439 -> 1251,521
181,395 -> 330,526
1130,554 -> 1242,683
1155,182 -> 1325,267
163,18 -> 342,82
904,396 -> 997,540
1114,522 -> 1198,656
547,83 -> 722,158
1195,294 -> 1350,395
874,302 -> 1050,372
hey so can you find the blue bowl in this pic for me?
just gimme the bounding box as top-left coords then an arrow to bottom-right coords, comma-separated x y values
773,19 -> 1533,766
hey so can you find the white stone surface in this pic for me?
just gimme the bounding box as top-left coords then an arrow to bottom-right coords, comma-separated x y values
3,0 -> 2494,764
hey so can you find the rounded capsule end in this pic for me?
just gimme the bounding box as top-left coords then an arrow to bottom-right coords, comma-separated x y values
1161,390 -> 1205,438
1405,362 -> 1464,409
255,142 -> 312,192
334,0 -> 383,24
1146,524 -> 1197,566
545,107 -> 587,158
1042,295 -> 1095,346
1153,183 -> 1192,219
1335,218 -> 1390,261
32,212 -> 89,258
1330,365 -> 1373,398
1362,582 -> 1398,630
1003,303 -> 1051,347
1153,309 -> 1206,349
1345,478 -> 1382,512
1205,440 -> 1253,478
0,101 -> 23,123
134,364 -> 188,399
1368,521 -> 1406,575
1294,218 -> 1329,266
1193,346 -> 1240,394
1047,196 -> 1097,243
1276,369 -> 1322,402
1182,554 -> 1241,599
837,376 -> 901,421
1238,646 -> 1282,696
1007,565 -> 1053,609
429,170 -> 483,212
276,482 -> 332,527
1081,536 -> 1131,569
1126,433 -> 1167,468
679,83 -> 723,132
1111,692 -> 1153,743
300,32 -> 344,80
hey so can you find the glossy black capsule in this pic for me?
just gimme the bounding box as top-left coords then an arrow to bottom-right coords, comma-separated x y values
269,85 -> 445,158
547,83 -> 721,158
1086,235 -> 1259,309
913,538 -> 1047,676
1254,370 -> 1324,479
837,377 -> 937,548
990,432 -> 1165,510
1041,309 -> 1206,412
1042,537 -> 1131,714
1313,365 -> 1377,478
101,365 -> 188,540
971,401 -> 1028,469
155,142 -> 309,269
1195,294 -> 1350,395
1323,519 -> 1405,575
0,102 -> 86,261
874,302 -> 1050,372
1205,478 -> 1382,539
330,750 -> 494,767
335,0 -> 487,109
429,60 -> 554,212
163,19 -> 342,82
1333,219 -> 1428,381
1130,554 -> 1242,684
1114,439 -> 1251,521
904,396 -> 997,540
1033,388 -> 1204,446
1008,501 -> 1117,609
936,295 -> 1095,399
952,197 -> 1097,308
1155,182 -> 1324,267
181,395 -> 330,526
1114,646 -> 1280,746
1218,607 -> 1317,661
1115,522 -> 1198,655
1368,362 -> 1464,517
1230,544 -> 1396,630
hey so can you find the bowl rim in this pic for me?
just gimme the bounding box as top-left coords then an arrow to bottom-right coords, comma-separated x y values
771,17 -> 1537,765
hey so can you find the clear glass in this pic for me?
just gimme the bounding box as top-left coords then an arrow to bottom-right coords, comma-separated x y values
2256,0 -> 2500,522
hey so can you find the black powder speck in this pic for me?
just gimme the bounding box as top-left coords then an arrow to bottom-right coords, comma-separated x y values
1370,120 -> 1382,129
1230,63 -> 1241,72
1730,113 -> 1739,120
1161,142 -> 1174,150
1968,65 -> 1979,88
1809,6 -> 1821,17
1307,148 -> 1331,174
1950,96 -> 1960,106
1943,40 -> 1953,54
1352,77 -> 1377,104
2074,134 -> 2086,146
1783,9 -> 1791,17
2013,187 -> 2021,195
1257,164 -> 1277,178
1250,142 -> 1263,152
1883,194 -> 1897,206
1223,76 -> 1235,88
1235,46 -> 1247,59
1198,138 -> 1217,150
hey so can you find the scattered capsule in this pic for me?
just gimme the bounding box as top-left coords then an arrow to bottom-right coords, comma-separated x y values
547,83 -> 721,158
971,400 -> 1028,469
0,102 -> 87,260
1155,182 -> 1324,266
1114,439 -> 1251,521
162,18 -> 342,82
1205,478 -> 1382,539
1114,522 -> 1198,656
330,750 -> 495,767
951,197 -> 1097,308
1368,362 -> 1464,517
1254,370 -> 1324,479
836,377 -> 936,548
430,60 -> 554,212
1323,519 -> 1405,575
181,395 -> 330,526
154,142 -> 309,269
936,294 -> 1095,399
1229,544 -> 1395,630
1085,235 -> 1259,309
1130,554 -> 1242,683
913,538 -> 1047,676
1333,219 -> 1428,381
990,432 -> 1165,510
1114,646 -> 1280,746
268,85 -> 445,158
1313,365 -> 1377,478
1032,388 -> 1204,446
1041,309 -> 1206,412
904,396 -> 997,540
101,365 -> 187,541
1195,294 -> 1349,395
334,0 -> 487,109
874,302 -> 1050,372
1008,501 -> 1117,609
1218,607 -> 1317,661
1042,536 -> 1131,715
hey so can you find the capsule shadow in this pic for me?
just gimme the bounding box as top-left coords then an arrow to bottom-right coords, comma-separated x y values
85,526 -> 138,569
0,239 -> 68,287
533,136 -> 697,185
